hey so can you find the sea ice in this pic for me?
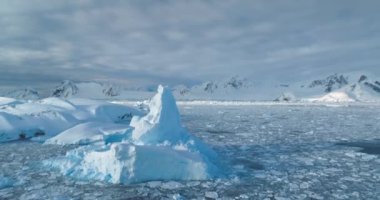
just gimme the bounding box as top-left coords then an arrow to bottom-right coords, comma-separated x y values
205,191 -> 219,199
0,176 -> 13,189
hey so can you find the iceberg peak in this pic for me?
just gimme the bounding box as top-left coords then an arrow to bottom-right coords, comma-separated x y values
131,85 -> 184,144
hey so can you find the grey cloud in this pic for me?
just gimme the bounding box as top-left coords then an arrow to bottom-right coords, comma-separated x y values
0,0 -> 379,89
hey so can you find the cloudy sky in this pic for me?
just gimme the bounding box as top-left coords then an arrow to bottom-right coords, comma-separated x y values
0,0 -> 379,89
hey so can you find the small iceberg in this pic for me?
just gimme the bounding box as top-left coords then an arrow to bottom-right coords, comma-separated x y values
45,85 -> 220,184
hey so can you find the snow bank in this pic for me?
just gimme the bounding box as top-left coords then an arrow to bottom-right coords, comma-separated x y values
307,91 -> 355,103
45,85 -> 220,184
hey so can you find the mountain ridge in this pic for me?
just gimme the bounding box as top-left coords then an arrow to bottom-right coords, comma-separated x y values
1,73 -> 379,102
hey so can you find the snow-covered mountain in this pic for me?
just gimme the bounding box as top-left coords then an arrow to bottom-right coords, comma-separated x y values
307,74 -> 349,93
301,74 -> 380,102
0,74 -> 379,102
52,80 -> 79,98
173,75 -> 284,101
173,74 -> 380,102
338,75 -> 380,102
173,76 -> 257,101
51,80 -> 153,100
5,88 -> 40,100
52,80 -> 120,98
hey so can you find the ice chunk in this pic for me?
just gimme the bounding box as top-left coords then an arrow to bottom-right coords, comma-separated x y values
172,194 -> 185,200
205,191 -> 219,199
160,181 -> 184,190
46,143 -> 217,184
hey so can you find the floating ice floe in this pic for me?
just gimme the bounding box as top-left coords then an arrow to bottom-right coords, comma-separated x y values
44,85 -> 220,184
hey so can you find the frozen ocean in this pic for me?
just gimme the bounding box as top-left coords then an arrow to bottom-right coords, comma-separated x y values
1,104 -> 380,199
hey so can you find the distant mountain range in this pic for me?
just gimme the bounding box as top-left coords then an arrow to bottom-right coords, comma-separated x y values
51,80 -> 120,98
1,74 -> 380,102
4,88 -> 40,100
50,80 -> 153,100
172,74 -> 380,102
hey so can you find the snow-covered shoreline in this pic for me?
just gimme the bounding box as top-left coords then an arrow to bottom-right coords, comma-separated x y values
111,99 -> 380,107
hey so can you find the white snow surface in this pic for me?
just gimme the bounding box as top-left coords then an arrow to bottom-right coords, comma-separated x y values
0,97 -> 21,106
307,91 -> 355,103
44,85 -> 220,184
0,97 -> 141,143
45,122 -> 132,145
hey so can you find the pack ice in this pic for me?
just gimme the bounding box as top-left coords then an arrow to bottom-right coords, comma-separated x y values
44,85 -> 219,184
